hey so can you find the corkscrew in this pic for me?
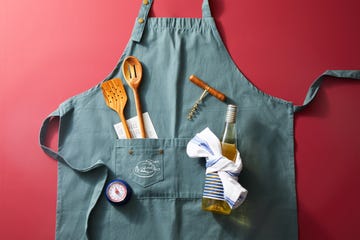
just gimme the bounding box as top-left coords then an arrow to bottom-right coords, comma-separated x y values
187,75 -> 227,120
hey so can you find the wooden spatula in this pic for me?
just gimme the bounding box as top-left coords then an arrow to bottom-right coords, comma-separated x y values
101,78 -> 132,139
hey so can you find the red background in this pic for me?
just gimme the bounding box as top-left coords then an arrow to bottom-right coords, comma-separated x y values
1,0 -> 360,239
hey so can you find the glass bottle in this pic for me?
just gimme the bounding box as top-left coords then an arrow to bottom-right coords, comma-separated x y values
202,104 -> 237,215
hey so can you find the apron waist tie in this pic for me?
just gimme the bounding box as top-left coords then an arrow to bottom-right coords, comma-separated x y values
39,110 -> 108,240
294,70 -> 360,112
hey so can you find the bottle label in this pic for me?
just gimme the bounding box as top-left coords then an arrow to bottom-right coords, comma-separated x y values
203,172 -> 225,201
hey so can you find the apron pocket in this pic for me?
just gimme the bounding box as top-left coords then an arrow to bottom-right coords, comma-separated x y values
114,138 -> 204,199
115,139 -> 164,188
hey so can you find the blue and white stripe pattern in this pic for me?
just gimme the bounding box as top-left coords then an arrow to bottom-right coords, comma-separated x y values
186,127 -> 248,209
203,172 -> 225,201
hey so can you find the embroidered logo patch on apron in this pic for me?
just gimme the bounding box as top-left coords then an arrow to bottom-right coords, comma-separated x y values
115,142 -> 164,188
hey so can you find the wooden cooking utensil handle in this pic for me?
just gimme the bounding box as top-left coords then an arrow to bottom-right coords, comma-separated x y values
118,112 -> 132,139
189,75 -> 226,102
133,89 -> 146,138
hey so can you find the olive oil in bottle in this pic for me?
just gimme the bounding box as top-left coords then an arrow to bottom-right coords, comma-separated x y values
202,104 -> 237,215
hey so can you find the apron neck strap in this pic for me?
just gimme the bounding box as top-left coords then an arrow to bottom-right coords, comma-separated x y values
131,0 -> 213,42
202,0 -> 212,18
131,0 -> 153,42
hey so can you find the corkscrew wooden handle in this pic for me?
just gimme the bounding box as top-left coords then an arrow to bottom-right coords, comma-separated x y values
189,75 -> 226,102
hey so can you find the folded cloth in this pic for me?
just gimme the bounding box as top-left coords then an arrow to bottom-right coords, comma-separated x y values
186,127 -> 248,209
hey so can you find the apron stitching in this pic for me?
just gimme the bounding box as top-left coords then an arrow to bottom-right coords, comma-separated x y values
132,0 -> 213,42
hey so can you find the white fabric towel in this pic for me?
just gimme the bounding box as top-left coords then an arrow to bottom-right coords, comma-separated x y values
186,127 -> 248,209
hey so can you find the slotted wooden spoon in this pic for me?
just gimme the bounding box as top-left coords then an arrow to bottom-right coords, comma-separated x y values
122,56 -> 146,138
101,78 -> 132,139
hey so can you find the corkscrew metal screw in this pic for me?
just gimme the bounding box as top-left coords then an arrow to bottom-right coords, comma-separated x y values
187,75 -> 227,120
187,86 -> 210,120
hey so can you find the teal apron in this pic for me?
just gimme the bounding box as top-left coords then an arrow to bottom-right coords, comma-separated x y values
40,0 -> 360,239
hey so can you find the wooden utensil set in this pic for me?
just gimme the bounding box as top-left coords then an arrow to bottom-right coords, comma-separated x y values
101,56 -> 146,139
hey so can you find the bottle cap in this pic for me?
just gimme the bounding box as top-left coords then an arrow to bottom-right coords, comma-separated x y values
105,179 -> 132,205
225,104 -> 237,123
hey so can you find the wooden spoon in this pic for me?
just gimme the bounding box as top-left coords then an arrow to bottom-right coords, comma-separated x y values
122,56 -> 146,138
101,78 -> 132,139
